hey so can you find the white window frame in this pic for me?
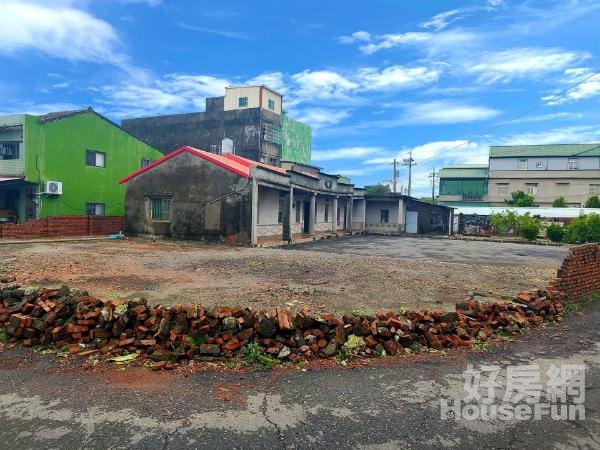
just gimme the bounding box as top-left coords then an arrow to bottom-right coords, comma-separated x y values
497,184 -> 509,195
526,183 -> 538,195
590,184 -> 600,195
518,159 -> 528,170
568,158 -> 579,170
86,150 -> 105,168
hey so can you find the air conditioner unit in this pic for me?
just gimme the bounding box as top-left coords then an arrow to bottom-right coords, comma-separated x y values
44,181 -> 62,195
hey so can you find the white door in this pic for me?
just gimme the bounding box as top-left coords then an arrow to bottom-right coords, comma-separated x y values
406,211 -> 418,234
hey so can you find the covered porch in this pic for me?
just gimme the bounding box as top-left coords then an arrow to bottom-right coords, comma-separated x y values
0,178 -> 37,224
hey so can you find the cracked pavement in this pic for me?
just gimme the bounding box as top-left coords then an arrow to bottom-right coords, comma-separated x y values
0,304 -> 599,449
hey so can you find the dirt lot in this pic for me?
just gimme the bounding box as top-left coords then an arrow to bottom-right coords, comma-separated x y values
0,236 -> 567,314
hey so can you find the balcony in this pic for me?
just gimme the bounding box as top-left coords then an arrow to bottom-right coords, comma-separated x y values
0,159 -> 25,177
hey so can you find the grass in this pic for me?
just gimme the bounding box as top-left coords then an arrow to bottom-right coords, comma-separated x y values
240,343 -> 279,370
473,341 -> 491,351
187,334 -> 207,346
564,291 -> 600,314
0,330 -> 8,343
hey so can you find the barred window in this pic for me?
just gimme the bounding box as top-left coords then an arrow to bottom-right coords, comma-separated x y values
150,198 -> 171,221
380,209 -> 390,223
85,203 -> 105,216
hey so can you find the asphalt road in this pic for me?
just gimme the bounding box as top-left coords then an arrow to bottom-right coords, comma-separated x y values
293,235 -> 569,266
0,304 -> 598,449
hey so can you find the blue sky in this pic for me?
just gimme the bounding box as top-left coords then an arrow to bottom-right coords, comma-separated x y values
1,0 -> 600,197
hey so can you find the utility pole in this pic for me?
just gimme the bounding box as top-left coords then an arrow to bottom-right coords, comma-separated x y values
391,158 -> 399,193
402,151 -> 416,196
428,168 -> 438,203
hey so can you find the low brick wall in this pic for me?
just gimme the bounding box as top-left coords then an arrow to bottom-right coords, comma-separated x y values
548,243 -> 600,301
0,216 -> 124,239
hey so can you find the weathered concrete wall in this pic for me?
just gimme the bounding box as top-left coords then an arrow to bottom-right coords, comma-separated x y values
121,105 -> 282,163
258,186 -> 281,225
365,199 -> 400,234
124,152 -> 252,242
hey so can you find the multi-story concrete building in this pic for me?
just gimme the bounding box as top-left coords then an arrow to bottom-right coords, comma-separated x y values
0,108 -> 162,224
487,144 -> 600,207
438,164 -> 489,207
121,85 -> 312,167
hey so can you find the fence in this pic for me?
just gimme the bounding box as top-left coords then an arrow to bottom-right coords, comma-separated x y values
0,216 -> 124,239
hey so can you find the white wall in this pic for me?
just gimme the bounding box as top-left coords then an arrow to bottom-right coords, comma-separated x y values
258,186 -> 281,225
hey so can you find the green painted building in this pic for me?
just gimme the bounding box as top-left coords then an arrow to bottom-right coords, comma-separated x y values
438,164 -> 490,207
0,108 -> 163,223
281,113 -> 312,165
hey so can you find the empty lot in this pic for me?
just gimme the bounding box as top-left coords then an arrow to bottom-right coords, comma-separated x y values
0,236 -> 567,314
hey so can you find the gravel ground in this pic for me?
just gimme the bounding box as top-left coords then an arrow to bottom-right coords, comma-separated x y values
0,236 -> 566,314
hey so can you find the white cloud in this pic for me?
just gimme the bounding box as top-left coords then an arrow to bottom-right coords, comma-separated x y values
0,101 -> 83,116
0,1 -> 122,64
487,0 -> 505,7
337,30 -> 371,44
401,101 -> 500,125
468,48 -> 587,84
420,9 -> 462,31
246,72 -> 287,95
357,65 -> 441,90
510,112 -> 583,124
312,147 -> 383,162
502,125 -> 600,145
358,29 -> 478,55
543,68 -> 600,105
291,108 -> 350,129
178,22 -> 250,40
292,70 -> 359,101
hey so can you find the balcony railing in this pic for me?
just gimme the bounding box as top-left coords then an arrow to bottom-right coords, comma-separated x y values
0,159 -> 25,177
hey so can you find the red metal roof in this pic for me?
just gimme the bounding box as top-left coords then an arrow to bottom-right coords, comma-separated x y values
119,146 -> 253,184
223,153 -> 288,175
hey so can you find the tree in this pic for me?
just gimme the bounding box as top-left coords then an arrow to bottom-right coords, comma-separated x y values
584,195 -> 600,208
505,191 -> 535,207
552,197 -> 567,208
564,213 -> 600,244
518,213 -> 540,241
546,223 -> 565,242
489,211 -> 520,236
365,184 -> 391,195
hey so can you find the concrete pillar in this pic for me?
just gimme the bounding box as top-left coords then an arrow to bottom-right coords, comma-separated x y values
362,199 -> 367,232
332,196 -> 338,234
309,193 -> 316,236
251,180 -> 258,245
284,187 -> 294,242
346,197 -> 353,233
397,198 -> 405,234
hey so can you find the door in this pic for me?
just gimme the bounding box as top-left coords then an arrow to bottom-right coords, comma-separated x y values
303,201 -> 310,233
406,211 -> 418,234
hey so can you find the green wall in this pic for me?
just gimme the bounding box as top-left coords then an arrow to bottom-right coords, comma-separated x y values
439,179 -> 488,197
24,112 -> 163,217
281,114 -> 311,164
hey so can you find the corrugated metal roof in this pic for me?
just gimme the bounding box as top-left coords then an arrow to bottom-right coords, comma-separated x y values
490,143 -> 600,158
37,108 -> 92,124
439,165 -> 489,179
222,153 -> 288,175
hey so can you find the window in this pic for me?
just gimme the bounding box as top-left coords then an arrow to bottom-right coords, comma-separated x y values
238,97 -> 248,107
497,184 -> 509,195
568,158 -> 579,170
295,201 -> 301,223
141,158 -> 154,168
590,184 -> 600,195
0,142 -> 20,160
526,183 -> 538,195
150,198 -> 171,221
380,209 -> 390,223
431,214 -> 440,225
324,202 -> 329,223
268,99 -> 275,110
518,159 -> 528,170
536,161 -> 544,168
85,203 -> 105,216
278,198 -> 284,224
86,150 -> 105,168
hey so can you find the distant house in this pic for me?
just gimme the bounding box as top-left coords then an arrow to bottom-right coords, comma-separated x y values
488,144 -> 600,207
0,108 -> 163,224
438,164 -> 489,207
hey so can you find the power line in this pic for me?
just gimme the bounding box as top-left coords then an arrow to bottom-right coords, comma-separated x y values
402,151 -> 416,196
417,69 -> 600,165
428,168 -> 438,203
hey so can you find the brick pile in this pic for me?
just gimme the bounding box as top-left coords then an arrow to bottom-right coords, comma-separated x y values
0,282 -> 561,363
0,216 -> 124,239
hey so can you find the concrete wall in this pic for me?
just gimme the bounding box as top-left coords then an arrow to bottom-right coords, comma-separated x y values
365,199 -> 401,234
123,152 -> 252,242
490,156 -> 600,171
406,199 -> 452,235
258,186 -> 281,225
224,87 -> 282,114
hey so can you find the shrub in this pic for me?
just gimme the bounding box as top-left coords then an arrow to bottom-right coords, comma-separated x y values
505,191 -> 535,207
564,213 -> 600,244
585,195 -> 600,208
518,214 -> 540,241
365,184 -> 391,195
546,223 -> 565,242
489,210 -> 519,235
552,197 -> 567,207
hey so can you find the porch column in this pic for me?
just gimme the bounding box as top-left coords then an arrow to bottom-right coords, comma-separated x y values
346,197 -> 353,233
309,193 -> 316,236
362,199 -> 366,231
332,196 -> 338,234
251,180 -> 258,245
397,197 -> 405,234
284,187 -> 294,242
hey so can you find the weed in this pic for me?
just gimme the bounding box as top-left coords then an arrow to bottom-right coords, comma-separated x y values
351,308 -> 366,318
219,359 -> 239,369
565,291 -> 600,314
474,341 -> 491,351
240,343 -> 279,370
187,334 -> 207,346
398,306 -> 411,315
114,304 -> 128,315
0,330 -> 8,343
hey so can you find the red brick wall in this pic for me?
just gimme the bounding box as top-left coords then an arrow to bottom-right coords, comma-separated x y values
547,243 -> 600,302
0,216 -> 124,239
